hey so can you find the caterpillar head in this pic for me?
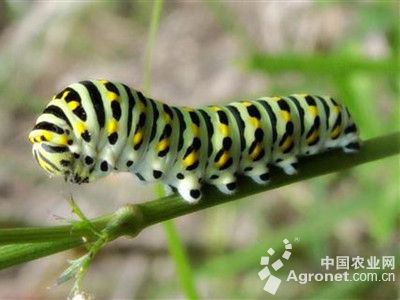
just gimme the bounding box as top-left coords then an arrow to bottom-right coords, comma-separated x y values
29,108 -> 89,184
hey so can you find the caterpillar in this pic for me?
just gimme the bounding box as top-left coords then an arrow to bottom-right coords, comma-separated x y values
29,80 -> 360,203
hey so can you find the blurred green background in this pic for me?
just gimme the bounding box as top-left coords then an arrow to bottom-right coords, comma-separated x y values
0,1 -> 398,299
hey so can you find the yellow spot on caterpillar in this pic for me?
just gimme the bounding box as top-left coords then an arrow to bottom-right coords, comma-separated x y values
331,126 -> 341,139
42,131 -> 53,141
280,136 -> 293,152
281,110 -> 291,122
68,101 -> 80,111
219,124 -> 229,136
58,135 -> 68,145
306,129 -> 320,144
271,96 -> 281,101
192,124 -> 200,137
183,107 -> 194,112
216,151 -> 230,167
164,112 -> 171,123
242,101 -> 252,107
183,151 -> 198,167
250,143 -> 263,160
29,131 -> 40,143
138,101 -> 145,112
107,91 -> 119,101
107,119 -> 118,134
99,79 -> 108,84
210,106 -> 221,112
133,129 -> 143,145
76,122 -> 86,134
157,138 -> 169,152
249,117 -> 260,128
308,106 -> 318,117
61,90 -> 70,100
333,105 -> 340,113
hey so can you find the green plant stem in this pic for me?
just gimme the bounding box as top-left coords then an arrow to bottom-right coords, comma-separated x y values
0,132 -> 399,270
0,214 -> 112,244
143,0 -> 163,94
142,1 -> 198,298
0,240 -> 83,270
163,220 -> 199,300
139,132 -> 400,225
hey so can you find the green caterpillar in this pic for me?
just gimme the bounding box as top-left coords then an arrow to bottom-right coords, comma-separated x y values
29,80 -> 360,203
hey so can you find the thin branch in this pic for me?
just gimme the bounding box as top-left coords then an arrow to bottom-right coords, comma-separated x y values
0,132 -> 399,270
142,1 -> 199,297
142,0 -> 163,94
138,132 -> 400,225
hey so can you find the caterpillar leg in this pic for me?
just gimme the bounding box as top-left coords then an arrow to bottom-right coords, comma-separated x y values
302,146 -> 320,156
163,184 -> 175,196
343,141 -> 361,153
212,173 -> 238,195
276,157 -> 298,176
342,124 -> 361,153
175,175 -> 202,203
245,165 -> 271,185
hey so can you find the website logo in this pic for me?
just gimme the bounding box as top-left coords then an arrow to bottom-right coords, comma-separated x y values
258,238 -> 396,296
258,238 -> 293,295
